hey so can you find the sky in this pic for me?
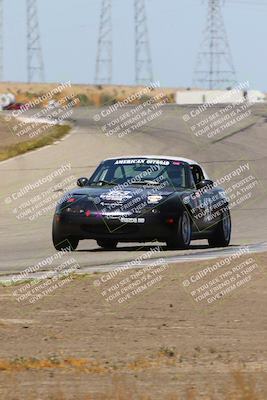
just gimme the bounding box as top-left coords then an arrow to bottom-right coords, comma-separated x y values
4,0 -> 267,90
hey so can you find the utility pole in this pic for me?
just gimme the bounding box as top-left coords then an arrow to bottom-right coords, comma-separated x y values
95,0 -> 112,84
26,0 -> 45,83
193,0 -> 236,89
134,0 -> 153,85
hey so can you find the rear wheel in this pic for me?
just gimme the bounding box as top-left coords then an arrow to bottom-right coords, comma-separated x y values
97,239 -> 118,249
208,209 -> 231,247
166,211 -> 191,249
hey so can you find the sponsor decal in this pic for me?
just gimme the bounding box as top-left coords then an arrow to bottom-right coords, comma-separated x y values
120,217 -> 145,224
114,159 -> 170,166
102,211 -> 132,219
100,190 -> 133,202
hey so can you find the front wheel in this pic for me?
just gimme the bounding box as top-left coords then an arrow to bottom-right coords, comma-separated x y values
208,209 -> 231,247
53,236 -> 79,251
166,211 -> 191,250
97,239 -> 118,250
52,218 -> 79,251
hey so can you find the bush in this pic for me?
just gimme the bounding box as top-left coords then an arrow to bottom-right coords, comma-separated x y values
99,93 -> 117,106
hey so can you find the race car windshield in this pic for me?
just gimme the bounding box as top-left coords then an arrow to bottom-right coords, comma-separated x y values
89,159 -> 195,189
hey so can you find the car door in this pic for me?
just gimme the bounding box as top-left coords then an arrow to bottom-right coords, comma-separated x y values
190,165 -> 221,232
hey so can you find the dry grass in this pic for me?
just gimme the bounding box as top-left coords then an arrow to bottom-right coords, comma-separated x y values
0,357 -> 108,374
0,354 -> 180,374
0,124 -> 70,161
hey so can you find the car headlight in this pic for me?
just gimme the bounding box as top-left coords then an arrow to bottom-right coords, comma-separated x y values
147,195 -> 163,204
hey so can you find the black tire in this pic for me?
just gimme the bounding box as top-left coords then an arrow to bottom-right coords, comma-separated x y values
208,209 -> 231,248
53,235 -> 79,251
97,239 -> 118,249
52,219 -> 79,251
166,211 -> 192,249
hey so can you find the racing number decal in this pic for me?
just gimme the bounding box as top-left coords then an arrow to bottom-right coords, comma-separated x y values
202,196 -> 213,223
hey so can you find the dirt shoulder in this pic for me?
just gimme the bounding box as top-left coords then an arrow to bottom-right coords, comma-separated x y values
0,252 -> 266,399
0,116 -> 70,161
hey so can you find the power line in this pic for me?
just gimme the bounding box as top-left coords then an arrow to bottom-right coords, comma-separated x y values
193,0 -> 237,89
134,0 -> 153,85
26,0 -> 45,83
95,0 -> 112,84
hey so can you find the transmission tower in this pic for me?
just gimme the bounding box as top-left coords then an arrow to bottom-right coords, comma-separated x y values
95,0 -> 112,84
26,0 -> 45,83
193,0 -> 236,89
134,0 -> 153,85
0,0 -> 3,81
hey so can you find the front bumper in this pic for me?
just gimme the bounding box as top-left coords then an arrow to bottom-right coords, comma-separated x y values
54,209 -> 178,242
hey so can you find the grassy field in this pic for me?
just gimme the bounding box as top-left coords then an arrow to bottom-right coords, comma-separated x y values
0,82 -> 176,107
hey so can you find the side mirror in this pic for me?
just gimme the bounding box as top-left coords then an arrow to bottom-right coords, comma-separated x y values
196,179 -> 214,190
77,177 -> 89,187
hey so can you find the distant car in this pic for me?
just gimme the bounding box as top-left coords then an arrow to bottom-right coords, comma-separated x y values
3,102 -> 24,110
52,156 -> 231,251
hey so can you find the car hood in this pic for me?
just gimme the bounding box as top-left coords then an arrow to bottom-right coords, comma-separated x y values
57,185 -> 192,215
68,185 -> 182,199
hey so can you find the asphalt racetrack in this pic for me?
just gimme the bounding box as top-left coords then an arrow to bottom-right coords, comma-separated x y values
1,104 -> 267,275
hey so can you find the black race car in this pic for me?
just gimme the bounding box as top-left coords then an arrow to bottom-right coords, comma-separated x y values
52,156 -> 231,250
